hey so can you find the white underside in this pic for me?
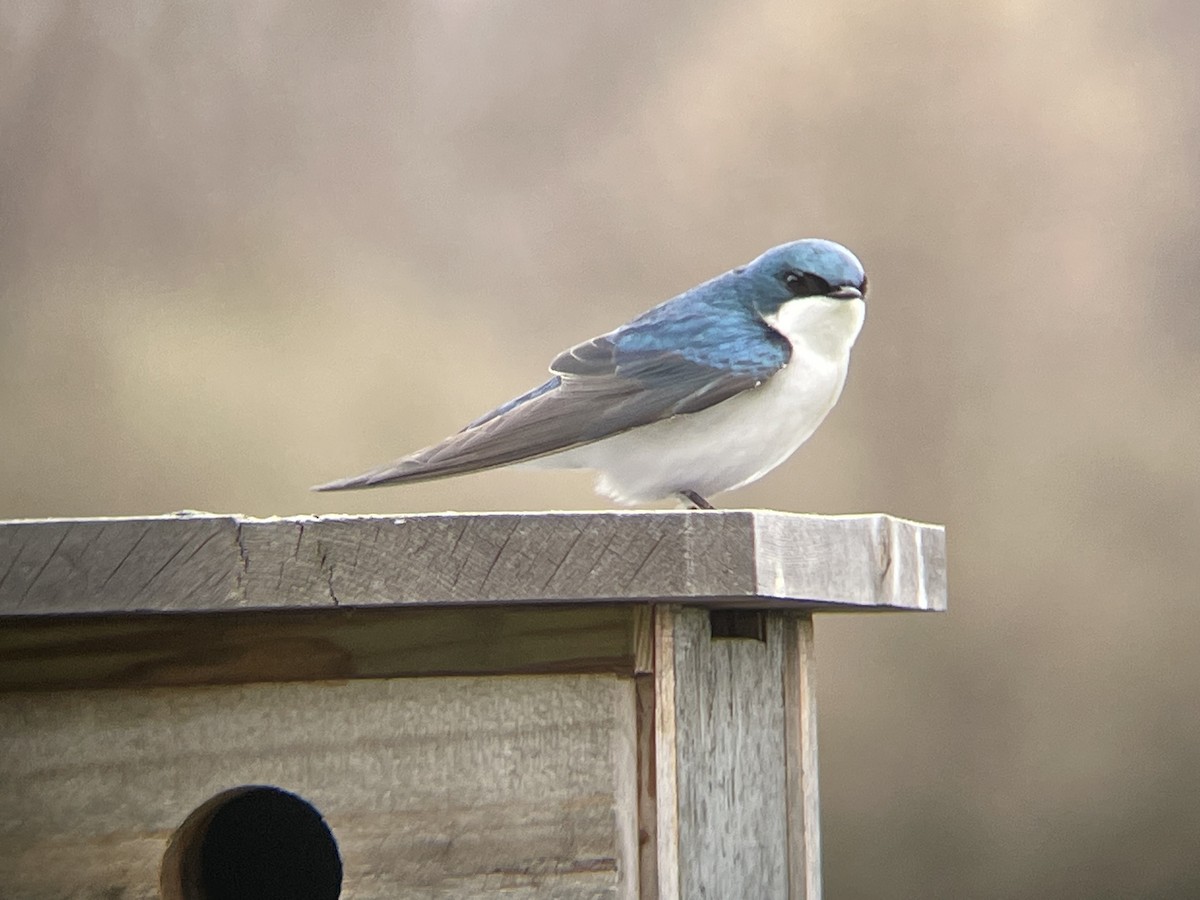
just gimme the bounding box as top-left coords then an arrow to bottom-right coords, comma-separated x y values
529,296 -> 866,504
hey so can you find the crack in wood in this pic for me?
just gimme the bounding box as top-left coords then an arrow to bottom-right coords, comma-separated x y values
78,527 -> 101,557
0,540 -> 22,595
326,563 -> 339,606
21,523 -> 71,604
876,520 -> 895,596
447,518 -> 471,558
479,519 -> 521,590
233,522 -> 251,603
311,544 -> 339,606
626,533 -> 667,592
486,856 -> 618,876
129,538 -> 191,604
446,524 -> 478,590
101,524 -> 153,590
177,530 -> 219,569
584,530 -> 621,580
541,522 -> 588,590
234,523 -> 250,573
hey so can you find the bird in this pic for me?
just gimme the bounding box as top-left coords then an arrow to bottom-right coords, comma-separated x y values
314,238 -> 868,509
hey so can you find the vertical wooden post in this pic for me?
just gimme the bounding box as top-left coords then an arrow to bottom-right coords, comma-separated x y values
653,604 -> 682,900
652,606 -> 821,898
784,614 -> 821,899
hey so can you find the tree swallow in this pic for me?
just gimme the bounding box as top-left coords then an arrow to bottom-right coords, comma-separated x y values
314,238 -> 868,508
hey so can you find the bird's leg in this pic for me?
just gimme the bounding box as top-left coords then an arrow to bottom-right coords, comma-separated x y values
678,490 -> 714,510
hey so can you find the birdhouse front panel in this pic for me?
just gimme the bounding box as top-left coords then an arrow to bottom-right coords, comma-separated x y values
0,674 -> 639,899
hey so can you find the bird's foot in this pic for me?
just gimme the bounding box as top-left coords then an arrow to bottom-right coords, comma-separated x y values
678,490 -> 714,510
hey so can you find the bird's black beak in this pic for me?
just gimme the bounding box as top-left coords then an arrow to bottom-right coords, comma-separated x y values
828,286 -> 864,301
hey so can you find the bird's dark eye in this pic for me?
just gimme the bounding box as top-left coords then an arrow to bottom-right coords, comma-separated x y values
782,270 -> 832,297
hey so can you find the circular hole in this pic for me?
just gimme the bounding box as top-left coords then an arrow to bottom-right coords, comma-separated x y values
161,785 -> 342,900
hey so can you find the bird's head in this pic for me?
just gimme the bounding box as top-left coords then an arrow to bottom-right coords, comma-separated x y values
733,238 -> 868,352
737,239 -> 868,315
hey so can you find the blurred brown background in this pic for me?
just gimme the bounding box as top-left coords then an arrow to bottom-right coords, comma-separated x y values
2,1 -> 1198,896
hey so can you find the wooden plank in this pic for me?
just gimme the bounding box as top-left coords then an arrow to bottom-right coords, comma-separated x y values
0,604 -> 644,691
635,674 -> 659,900
783,614 -> 821,899
653,606 -> 681,900
0,673 -> 639,899
632,604 -> 654,675
753,512 -> 946,610
0,511 -> 946,616
669,607 -> 791,898
612,678 -> 642,900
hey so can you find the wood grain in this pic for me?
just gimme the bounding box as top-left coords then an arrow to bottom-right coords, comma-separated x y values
0,511 -> 946,616
0,674 -> 639,899
0,511 -> 946,897
652,606 -> 681,900
753,512 -> 946,610
784,614 -> 821,899
0,603 -> 645,691
612,678 -> 641,900
670,607 -> 791,899
635,674 -> 659,900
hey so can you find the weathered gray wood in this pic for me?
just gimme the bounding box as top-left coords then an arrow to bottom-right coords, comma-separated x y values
0,673 -> 639,899
753,513 -> 945,610
634,674 -> 659,900
670,607 -> 791,899
0,511 -> 946,897
0,511 -> 946,616
0,604 -> 647,691
612,680 -> 642,900
651,608 -> 822,899
784,614 -> 821,898
653,606 -> 682,900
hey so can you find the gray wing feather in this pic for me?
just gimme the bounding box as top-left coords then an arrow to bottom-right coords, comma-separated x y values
313,332 -> 787,492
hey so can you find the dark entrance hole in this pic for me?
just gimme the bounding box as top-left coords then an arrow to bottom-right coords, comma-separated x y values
161,785 -> 342,900
709,609 -> 766,641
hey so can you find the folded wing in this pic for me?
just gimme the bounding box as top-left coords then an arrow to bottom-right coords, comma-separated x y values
313,307 -> 790,491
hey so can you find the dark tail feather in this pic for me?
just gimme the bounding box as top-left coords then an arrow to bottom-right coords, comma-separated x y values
311,428 -> 545,491
311,453 -> 454,492
313,377 -> 569,492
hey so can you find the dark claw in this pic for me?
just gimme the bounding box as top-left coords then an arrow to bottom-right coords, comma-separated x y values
678,490 -> 714,510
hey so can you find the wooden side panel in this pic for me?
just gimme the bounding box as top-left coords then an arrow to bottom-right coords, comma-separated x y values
783,614 -> 821,899
0,674 -> 639,899
669,607 -> 790,899
0,604 -> 643,691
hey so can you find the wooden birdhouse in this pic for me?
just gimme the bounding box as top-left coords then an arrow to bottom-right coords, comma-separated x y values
0,510 -> 945,898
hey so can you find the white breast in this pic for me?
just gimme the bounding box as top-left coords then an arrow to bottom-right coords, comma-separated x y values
540,296 -> 866,504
